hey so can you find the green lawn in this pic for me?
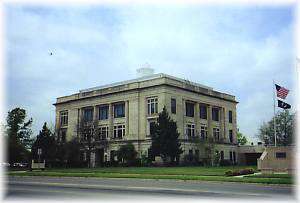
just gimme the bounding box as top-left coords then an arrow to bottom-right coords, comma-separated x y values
7,166 -> 293,185
45,166 -> 255,176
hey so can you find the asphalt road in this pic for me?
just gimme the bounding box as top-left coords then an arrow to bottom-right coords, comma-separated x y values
5,176 -> 295,200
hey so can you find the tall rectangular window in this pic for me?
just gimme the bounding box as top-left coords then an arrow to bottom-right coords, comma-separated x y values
171,98 -> 176,114
60,110 -> 68,126
185,102 -> 194,117
60,129 -> 67,143
233,151 -> 236,163
220,151 -> 224,160
213,128 -> 220,141
199,104 -> 207,119
113,124 -> 125,139
186,124 -> 195,137
114,103 -> 125,118
212,107 -> 219,121
229,110 -> 233,123
200,124 -> 207,140
229,151 -> 233,162
229,130 -> 233,143
83,108 -> 93,122
99,105 -> 109,120
147,97 -> 158,115
98,126 -> 109,140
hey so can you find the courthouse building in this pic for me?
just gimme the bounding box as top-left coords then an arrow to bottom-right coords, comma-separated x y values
54,72 -> 239,166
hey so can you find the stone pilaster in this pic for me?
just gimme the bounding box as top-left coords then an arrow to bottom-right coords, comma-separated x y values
125,100 -> 129,139
109,103 -> 113,139
207,105 -> 212,139
195,103 -> 200,137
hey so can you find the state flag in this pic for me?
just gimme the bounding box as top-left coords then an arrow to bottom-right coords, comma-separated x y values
275,84 -> 289,99
278,100 -> 291,109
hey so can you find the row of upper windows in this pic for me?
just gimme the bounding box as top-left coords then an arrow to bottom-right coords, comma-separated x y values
184,101 -> 233,123
83,102 -> 125,122
185,124 -> 234,143
81,124 -> 126,141
59,97 -> 234,125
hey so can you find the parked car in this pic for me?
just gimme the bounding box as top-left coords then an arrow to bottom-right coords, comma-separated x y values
12,162 -> 28,168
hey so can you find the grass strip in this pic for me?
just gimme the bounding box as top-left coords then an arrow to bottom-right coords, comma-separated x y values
8,171 -> 292,185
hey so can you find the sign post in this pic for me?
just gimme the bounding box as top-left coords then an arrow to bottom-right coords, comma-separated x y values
37,148 -> 42,170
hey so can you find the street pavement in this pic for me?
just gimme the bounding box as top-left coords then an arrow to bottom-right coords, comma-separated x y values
5,176 -> 295,200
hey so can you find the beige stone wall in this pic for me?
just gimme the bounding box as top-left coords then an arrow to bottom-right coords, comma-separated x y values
258,146 -> 294,174
54,74 -> 238,163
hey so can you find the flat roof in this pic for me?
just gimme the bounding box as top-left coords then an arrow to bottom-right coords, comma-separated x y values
79,73 -> 213,93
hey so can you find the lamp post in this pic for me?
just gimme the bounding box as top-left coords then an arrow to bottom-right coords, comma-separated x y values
37,148 -> 42,170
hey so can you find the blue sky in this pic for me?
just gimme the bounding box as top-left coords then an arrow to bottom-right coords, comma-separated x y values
4,3 -> 296,142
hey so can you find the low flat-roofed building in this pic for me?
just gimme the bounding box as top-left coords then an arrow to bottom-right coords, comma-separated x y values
54,73 -> 239,166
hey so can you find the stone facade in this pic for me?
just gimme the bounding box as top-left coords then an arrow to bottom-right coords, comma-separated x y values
257,146 -> 295,174
54,73 -> 239,166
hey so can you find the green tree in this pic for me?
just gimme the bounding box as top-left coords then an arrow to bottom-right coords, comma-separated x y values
237,132 -> 248,145
117,143 -> 138,166
65,138 -> 82,167
257,110 -> 295,146
31,122 -> 57,167
150,107 -> 183,165
195,137 -> 217,166
6,108 -> 33,163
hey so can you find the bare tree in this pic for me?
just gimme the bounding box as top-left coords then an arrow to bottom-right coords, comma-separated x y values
77,119 -> 98,168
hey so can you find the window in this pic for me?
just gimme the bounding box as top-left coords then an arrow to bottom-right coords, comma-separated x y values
83,108 -> 93,122
213,128 -> 220,141
200,124 -> 207,140
60,111 -> 68,126
233,151 -> 236,163
113,124 -> 125,139
276,152 -> 286,159
199,104 -> 207,119
229,151 -> 233,161
98,126 -> 109,140
212,107 -> 219,121
147,97 -> 158,115
60,129 -> 66,143
229,110 -> 233,123
171,98 -> 176,114
186,124 -> 195,137
185,102 -> 194,117
189,149 -> 193,155
99,105 -> 109,120
195,150 -> 200,159
229,130 -> 233,143
220,151 -> 224,160
114,103 -> 125,118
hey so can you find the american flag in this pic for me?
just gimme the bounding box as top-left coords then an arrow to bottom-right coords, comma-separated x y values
275,84 -> 289,99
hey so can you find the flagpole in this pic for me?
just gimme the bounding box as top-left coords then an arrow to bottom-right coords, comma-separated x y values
273,80 -> 277,147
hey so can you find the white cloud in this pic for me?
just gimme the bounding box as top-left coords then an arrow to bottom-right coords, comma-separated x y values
5,4 -> 295,140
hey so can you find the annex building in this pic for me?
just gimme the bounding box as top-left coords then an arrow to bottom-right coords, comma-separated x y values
54,72 -> 239,167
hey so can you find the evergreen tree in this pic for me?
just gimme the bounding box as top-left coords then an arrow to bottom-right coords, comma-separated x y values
150,107 -> 183,165
65,138 -> 82,167
6,108 -> 33,163
31,122 -> 57,166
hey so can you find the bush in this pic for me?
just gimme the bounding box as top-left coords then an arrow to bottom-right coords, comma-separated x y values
239,168 -> 254,175
225,168 -> 255,176
225,170 -> 233,176
140,154 -> 153,167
